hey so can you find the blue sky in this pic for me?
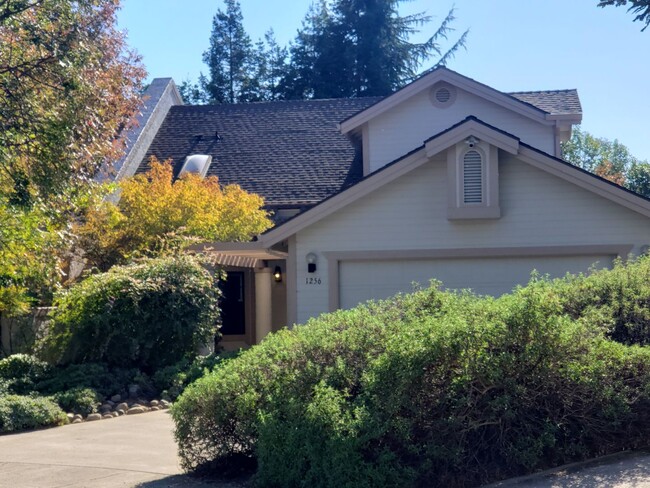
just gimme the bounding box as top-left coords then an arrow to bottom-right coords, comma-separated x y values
118,1 -> 650,161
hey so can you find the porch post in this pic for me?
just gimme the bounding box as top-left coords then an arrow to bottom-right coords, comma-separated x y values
254,267 -> 273,342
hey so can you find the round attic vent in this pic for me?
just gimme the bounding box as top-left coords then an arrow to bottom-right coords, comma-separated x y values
430,83 -> 457,108
435,87 -> 451,103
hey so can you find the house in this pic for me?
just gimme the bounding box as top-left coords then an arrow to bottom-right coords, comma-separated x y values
118,68 -> 650,348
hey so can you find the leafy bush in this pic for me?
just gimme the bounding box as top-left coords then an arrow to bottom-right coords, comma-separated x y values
173,258 -> 650,487
52,387 -> 101,416
0,395 -> 68,433
557,257 -> 650,345
153,352 -> 239,400
39,255 -> 221,371
33,363 -> 139,399
0,354 -> 52,394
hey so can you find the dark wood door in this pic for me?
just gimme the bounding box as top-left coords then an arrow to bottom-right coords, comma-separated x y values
220,272 -> 246,335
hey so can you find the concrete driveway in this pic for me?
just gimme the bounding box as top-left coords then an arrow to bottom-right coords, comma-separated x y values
484,451 -> 650,487
0,410 -> 246,488
2,412 -> 650,487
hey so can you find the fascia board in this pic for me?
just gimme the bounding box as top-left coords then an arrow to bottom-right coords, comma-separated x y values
261,150 -> 430,246
424,121 -> 520,158
340,69 -> 550,134
518,146 -> 650,219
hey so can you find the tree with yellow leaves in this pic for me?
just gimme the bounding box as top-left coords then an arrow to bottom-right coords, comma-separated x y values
77,158 -> 272,271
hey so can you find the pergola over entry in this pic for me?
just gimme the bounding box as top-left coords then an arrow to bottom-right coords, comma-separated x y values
192,242 -> 288,345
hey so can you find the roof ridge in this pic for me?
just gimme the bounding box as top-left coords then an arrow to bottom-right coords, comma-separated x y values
180,96 -> 385,109
508,88 -> 578,95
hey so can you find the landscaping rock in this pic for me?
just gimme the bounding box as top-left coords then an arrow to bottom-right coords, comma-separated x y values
99,404 -> 112,413
102,414 -> 113,420
67,413 -> 74,421
116,402 -> 128,412
151,406 -> 160,411
72,418 -> 83,424
116,409 -> 126,416
111,412 -> 119,418
160,400 -> 171,409
73,414 -> 83,422
150,400 -> 159,407
127,407 -> 146,415
110,394 -> 122,403
106,400 -> 115,407
86,413 -> 102,421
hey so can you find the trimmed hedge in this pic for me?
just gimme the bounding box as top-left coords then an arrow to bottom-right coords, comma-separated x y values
173,257 -> 650,487
0,395 -> 67,433
39,255 -> 221,371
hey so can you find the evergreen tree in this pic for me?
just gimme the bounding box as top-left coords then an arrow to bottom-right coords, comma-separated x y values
282,0 -> 468,99
202,0 -> 254,103
260,30 -> 289,101
598,0 -> 650,31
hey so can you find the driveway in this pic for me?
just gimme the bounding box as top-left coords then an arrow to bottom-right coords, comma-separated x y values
2,412 -> 649,488
484,451 -> 650,487
0,410 -> 246,488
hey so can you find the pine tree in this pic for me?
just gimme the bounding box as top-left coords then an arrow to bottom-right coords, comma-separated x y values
202,0 -> 254,103
282,0 -> 468,99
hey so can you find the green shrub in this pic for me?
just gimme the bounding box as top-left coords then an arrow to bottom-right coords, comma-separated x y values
173,259 -> 650,487
0,395 -> 68,433
39,255 -> 221,371
33,363 -> 139,399
557,256 -> 650,345
0,354 -> 52,394
153,352 -> 239,400
53,387 -> 101,416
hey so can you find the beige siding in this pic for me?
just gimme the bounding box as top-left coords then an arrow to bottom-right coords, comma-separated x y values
294,153 -> 650,323
366,88 -> 555,173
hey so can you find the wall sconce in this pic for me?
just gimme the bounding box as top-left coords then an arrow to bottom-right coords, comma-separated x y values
306,253 -> 317,273
273,266 -> 282,283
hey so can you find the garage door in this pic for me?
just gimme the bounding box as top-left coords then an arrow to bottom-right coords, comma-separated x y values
339,254 -> 614,310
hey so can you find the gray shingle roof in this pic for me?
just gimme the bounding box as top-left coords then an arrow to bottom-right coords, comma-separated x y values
140,97 -> 382,207
508,89 -> 582,115
137,84 -> 581,209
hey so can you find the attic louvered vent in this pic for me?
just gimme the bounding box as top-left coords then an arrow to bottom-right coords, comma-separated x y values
463,150 -> 483,204
430,82 -> 457,108
179,154 -> 212,179
435,87 -> 451,103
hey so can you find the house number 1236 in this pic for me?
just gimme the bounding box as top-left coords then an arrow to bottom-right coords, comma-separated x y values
306,277 -> 322,285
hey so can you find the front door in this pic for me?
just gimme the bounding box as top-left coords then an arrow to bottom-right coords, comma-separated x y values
220,271 -> 246,335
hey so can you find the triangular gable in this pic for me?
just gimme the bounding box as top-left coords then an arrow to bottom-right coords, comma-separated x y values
260,116 -> 650,247
338,67 -> 579,135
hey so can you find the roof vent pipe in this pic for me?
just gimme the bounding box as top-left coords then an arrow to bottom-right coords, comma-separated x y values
179,154 -> 212,179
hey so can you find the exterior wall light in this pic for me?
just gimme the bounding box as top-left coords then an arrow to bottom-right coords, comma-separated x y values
306,253 -> 317,273
273,266 -> 282,283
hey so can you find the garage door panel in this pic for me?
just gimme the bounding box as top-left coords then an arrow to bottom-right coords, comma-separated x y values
339,255 -> 614,310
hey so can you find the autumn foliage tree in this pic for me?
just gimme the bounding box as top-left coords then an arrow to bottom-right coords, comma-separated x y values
561,126 -> 650,196
77,159 -> 272,271
0,0 -> 145,315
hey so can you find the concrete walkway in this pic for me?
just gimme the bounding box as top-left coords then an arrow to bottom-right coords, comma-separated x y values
0,410 -> 244,488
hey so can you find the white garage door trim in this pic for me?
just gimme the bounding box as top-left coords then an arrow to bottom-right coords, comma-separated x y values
324,244 -> 632,311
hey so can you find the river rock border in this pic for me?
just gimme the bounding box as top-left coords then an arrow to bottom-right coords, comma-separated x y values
66,395 -> 172,424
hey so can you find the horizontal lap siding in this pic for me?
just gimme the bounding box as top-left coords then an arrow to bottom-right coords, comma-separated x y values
367,89 -> 555,173
295,155 -> 650,323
